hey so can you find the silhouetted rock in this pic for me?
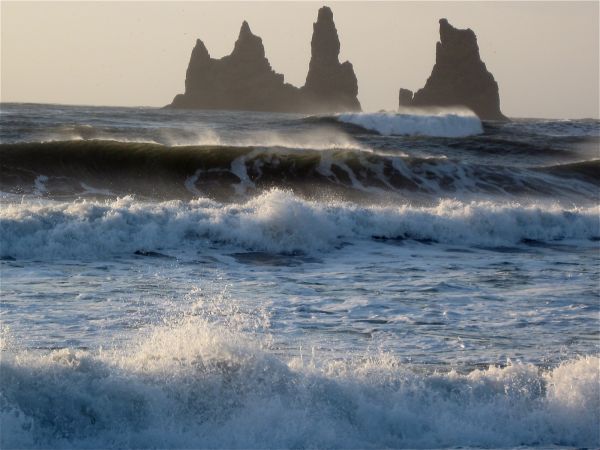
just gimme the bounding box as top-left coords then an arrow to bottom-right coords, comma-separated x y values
170,21 -> 301,112
169,7 -> 361,113
398,88 -> 413,107
399,19 -> 507,121
302,6 -> 361,112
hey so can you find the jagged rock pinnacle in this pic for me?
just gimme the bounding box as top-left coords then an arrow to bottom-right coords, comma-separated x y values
399,18 -> 506,121
303,6 -> 361,111
240,20 -> 251,35
232,20 -> 266,61
170,6 -> 361,113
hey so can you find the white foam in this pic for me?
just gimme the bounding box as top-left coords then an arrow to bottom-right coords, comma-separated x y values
337,111 -> 484,137
33,175 -> 48,195
230,153 -> 257,195
184,169 -> 204,196
0,190 -> 597,259
1,315 -> 598,449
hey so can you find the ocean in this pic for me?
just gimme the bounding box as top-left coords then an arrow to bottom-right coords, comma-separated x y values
0,102 -> 598,448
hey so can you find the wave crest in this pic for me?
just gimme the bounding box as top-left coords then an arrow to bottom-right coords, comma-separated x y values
1,141 -> 597,201
336,111 -> 484,137
1,191 -> 598,259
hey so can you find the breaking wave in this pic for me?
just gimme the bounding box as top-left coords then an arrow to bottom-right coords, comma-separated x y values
0,116 -> 364,150
335,111 -> 484,137
1,190 -> 598,259
1,314 -> 598,449
1,141 -> 597,201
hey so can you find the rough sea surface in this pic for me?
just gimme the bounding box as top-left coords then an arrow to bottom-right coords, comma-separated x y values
1,103 -> 599,449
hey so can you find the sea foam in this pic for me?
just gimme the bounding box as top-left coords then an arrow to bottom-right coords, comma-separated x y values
336,111 -> 484,137
0,190 -> 597,259
1,314 -> 598,449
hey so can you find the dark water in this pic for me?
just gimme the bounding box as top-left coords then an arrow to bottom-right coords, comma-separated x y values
1,103 -> 598,202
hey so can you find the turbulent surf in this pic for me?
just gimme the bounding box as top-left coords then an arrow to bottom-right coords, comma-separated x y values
1,103 -> 599,449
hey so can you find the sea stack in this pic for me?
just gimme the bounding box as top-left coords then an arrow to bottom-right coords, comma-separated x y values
169,6 -> 361,113
399,19 -> 507,121
302,6 -> 361,112
170,21 -> 301,111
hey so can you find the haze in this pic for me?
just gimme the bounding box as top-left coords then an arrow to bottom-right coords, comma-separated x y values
1,1 -> 598,119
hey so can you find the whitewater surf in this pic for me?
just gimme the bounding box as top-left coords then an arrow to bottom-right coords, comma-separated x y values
1,103 -> 599,449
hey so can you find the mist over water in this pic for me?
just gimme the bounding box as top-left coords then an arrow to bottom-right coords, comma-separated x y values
1,103 -> 599,448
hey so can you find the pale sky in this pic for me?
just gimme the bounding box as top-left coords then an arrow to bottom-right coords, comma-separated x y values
1,1 -> 598,119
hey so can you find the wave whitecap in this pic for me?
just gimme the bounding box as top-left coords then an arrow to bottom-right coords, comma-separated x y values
336,111 -> 484,137
1,315 -> 598,449
1,190 -> 598,259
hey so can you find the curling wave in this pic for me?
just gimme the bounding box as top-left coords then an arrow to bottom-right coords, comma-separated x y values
1,141 -> 597,201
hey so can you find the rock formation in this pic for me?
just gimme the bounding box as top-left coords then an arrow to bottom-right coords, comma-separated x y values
398,89 -> 414,108
169,7 -> 361,113
399,19 -> 507,121
302,6 -> 361,112
170,21 -> 301,111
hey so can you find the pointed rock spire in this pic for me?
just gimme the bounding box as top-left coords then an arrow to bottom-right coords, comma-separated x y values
192,39 -> 210,61
303,6 -> 361,111
183,39 -> 211,97
310,6 -> 340,64
232,20 -> 266,61
240,20 -> 251,35
399,18 -> 506,120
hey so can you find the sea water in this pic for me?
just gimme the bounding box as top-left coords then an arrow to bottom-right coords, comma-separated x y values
0,103 -> 599,448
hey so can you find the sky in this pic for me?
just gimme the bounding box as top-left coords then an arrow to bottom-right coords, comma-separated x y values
1,1 -> 598,119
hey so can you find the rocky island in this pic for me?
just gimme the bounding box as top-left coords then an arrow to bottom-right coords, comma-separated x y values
169,6 -> 361,113
399,19 -> 507,121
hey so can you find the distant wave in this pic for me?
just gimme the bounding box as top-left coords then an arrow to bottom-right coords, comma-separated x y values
1,190 -> 598,259
0,121 -> 364,150
1,141 -> 597,201
335,111 -> 484,137
1,315 -> 598,449
501,118 -> 600,138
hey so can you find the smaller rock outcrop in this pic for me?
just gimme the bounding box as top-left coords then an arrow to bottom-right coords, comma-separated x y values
398,88 -> 414,107
302,6 -> 361,112
399,19 -> 507,121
